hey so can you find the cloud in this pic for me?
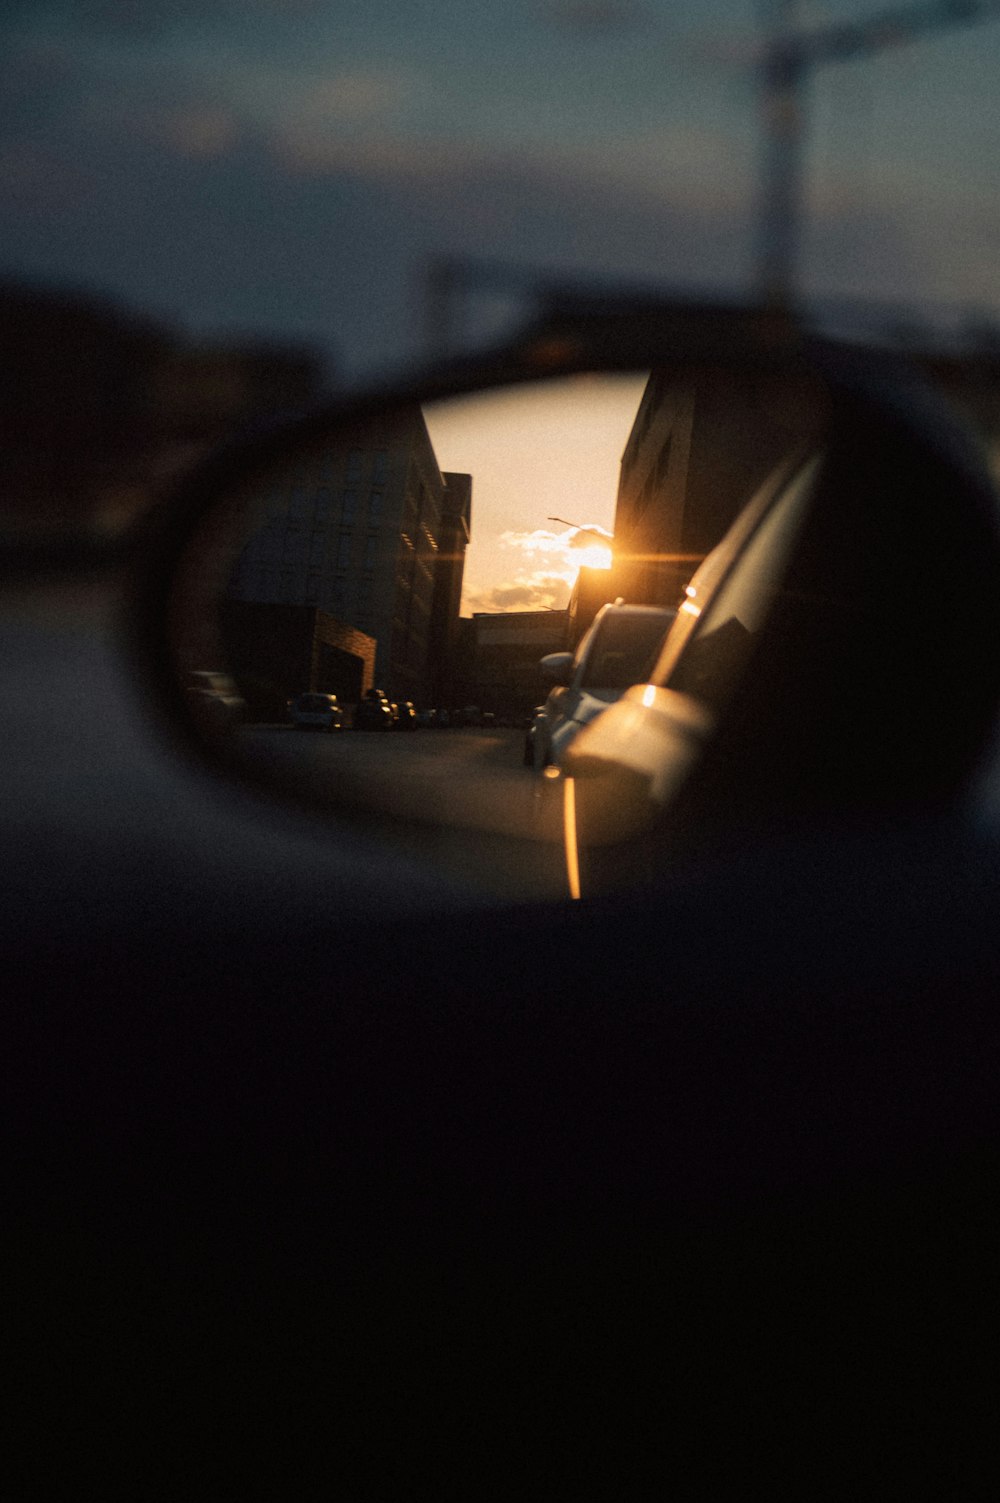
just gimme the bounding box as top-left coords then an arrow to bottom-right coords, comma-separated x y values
268,117 -> 749,218
272,125 -> 476,183
500,523 -> 613,557
464,522 -> 614,614
465,571 -> 571,614
0,58 -> 934,387
163,107 -> 239,159
301,71 -> 414,123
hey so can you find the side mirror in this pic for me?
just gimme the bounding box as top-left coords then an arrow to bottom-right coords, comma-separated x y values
540,652 -> 574,686
128,297 -> 1000,906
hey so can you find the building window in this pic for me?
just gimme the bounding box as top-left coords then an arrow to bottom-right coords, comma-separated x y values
337,533 -> 352,569
306,573 -> 320,604
373,449 -> 388,485
368,490 -> 382,523
315,485 -> 332,516
365,534 -> 377,570
347,448 -> 364,483
342,489 -> 357,524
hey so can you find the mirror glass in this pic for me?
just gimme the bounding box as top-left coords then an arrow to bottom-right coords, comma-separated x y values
166,362 -> 830,902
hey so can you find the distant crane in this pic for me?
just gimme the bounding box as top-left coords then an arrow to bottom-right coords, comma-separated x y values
423,3 -> 1000,349
758,0 -> 1000,308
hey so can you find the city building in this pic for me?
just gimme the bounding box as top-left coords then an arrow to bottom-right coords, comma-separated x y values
218,602 -> 377,722
0,279 -> 326,535
465,609 -> 569,719
611,364 -> 827,610
227,407 -> 472,707
427,471 -> 472,707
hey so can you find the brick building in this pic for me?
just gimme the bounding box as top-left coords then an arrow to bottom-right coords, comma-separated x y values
219,601 -> 377,721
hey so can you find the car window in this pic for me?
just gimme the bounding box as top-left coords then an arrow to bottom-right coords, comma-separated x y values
578,613 -> 675,690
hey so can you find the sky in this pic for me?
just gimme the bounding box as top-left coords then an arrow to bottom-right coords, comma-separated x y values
424,373 -> 646,613
4,1 -> 999,605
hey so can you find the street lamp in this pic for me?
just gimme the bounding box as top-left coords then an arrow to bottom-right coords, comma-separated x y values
546,515 -> 613,542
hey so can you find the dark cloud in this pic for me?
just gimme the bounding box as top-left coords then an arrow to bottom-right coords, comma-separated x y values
0,86 -> 933,384
0,120 -> 747,376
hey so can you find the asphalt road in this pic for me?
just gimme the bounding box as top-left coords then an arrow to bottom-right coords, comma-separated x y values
237,723 -> 570,903
0,577 -> 535,928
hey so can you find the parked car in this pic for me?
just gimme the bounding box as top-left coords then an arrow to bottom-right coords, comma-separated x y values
393,700 -> 418,731
352,688 -> 395,731
532,603 -> 677,771
287,691 -> 344,731
183,669 -> 246,732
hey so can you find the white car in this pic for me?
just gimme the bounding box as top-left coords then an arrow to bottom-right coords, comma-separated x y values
532,602 -> 677,771
287,692 -> 344,731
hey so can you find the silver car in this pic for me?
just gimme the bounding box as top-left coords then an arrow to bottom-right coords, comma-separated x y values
532,603 -> 676,771
288,692 -> 344,731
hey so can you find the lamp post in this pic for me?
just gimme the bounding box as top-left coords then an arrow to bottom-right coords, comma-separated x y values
546,515 -> 613,544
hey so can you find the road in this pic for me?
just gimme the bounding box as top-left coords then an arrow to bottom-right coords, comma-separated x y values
237,723 -> 570,903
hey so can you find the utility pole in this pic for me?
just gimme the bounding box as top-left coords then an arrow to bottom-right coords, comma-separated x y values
758,0 -> 1000,310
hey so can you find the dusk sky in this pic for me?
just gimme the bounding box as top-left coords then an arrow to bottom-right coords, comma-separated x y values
4,1 -> 999,606
424,374 -> 644,613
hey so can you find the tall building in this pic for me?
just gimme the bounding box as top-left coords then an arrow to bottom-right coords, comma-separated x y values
228,407 -> 471,706
612,366 -> 826,609
428,471 -> 472,706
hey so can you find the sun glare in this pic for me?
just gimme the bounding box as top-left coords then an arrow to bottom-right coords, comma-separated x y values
573,542 -> 613,572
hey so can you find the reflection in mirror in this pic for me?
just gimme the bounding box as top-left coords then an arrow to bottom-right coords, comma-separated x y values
166,363 -> 830,903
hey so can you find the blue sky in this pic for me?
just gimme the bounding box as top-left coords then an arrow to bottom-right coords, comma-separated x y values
5,1 -> 998,380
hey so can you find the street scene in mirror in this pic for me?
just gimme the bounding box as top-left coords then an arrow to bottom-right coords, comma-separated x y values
168,363 -> 827,899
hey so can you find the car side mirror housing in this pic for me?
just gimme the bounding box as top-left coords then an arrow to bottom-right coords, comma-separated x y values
127,294 -> 1000,906
540,652 -> 574,686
